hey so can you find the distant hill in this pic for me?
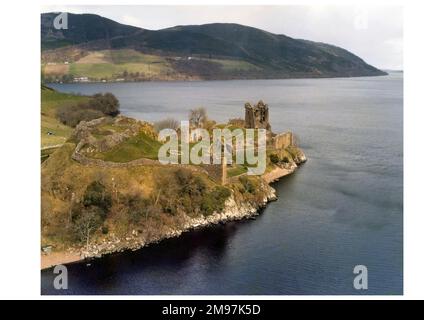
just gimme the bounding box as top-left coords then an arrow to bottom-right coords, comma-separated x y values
41,12 -> 387,82
41,12 -> 141,50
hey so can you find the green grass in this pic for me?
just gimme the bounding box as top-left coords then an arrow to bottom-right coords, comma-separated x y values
44,48 -> 260,80
41,146 -> 60,163
69,50 -> 172,79
69,63 -> 119,79
41,114 -> 72,147
41,87 -> 88,117
41,87 -> 89,148
210,58 -> 261,72
93,132 -> 162,162
109,49 -> 165,64
69,61 -> 172,79
227,165 -> 248,177
96,123 -> 127,134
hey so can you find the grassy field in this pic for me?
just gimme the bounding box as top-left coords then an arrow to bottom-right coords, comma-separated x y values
43,63 -> 69,76
208,58 -> 261,72
41,86 -> 88,148
69,61 -> 172,79
41,146 -> 60,163
67,49 -> 172,79
92,132 -> 163,162
109,50 -> 165,64
76,51 -> 110,64
42,48 -> 262,80
227,165 -> 248,177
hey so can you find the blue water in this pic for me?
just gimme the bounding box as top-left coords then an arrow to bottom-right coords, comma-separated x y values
42,74 -> 403,294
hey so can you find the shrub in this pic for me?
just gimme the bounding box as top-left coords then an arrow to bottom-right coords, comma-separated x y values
228,118 -> 245,127
70,180 -> 112,244
173,169 -> 208,215
201,186 -> 231,215
121,193 -> 151,224
175,169 -> 206,197
270,153 -> 279,164
156,169 -> 230,217
89,93 -> 120,116
57,103 -> 104,127
82,181 -> 112,213
203,119 -> 217,131
239,176 -> 257,194
101,225 -> 109,234
160,195 -> 179,215
56,92 -> 120,127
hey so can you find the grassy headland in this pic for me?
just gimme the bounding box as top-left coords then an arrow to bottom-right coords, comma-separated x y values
41,85 -> 88,148
41,87 -> 306,269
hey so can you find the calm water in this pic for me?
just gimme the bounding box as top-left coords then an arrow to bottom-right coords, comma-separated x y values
42,74 -> 403,294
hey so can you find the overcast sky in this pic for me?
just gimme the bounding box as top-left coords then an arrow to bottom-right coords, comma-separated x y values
42,5 -> 403,70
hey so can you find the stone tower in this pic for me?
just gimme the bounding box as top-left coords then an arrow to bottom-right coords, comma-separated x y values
221,154 -> 227,185
244,100 -> 271,131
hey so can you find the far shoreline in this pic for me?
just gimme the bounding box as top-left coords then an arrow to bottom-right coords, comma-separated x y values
43,72 -> 390,86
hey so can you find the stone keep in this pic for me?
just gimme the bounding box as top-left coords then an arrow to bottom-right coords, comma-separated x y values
244,100 -> 271,131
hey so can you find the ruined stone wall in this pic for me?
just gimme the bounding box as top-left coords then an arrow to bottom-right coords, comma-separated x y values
273,132 -> 294,149
73,138 -> 214,179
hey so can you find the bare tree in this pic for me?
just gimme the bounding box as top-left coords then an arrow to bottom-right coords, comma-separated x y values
72,206 -> 104,251
189,107 -> 208,128
154,117 -> 180,132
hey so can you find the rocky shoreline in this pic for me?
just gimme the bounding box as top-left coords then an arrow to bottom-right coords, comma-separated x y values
41,189 -> 275,270
41,161 -> 309,270
41,115 -> 307,271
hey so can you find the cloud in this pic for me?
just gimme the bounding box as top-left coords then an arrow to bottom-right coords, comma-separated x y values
121,15 -> 141,27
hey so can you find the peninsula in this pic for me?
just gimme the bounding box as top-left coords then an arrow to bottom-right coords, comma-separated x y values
41,89 -> 306,269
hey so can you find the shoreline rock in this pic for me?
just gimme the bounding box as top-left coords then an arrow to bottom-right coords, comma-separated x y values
41,171 -> 283,270
41,139 -> 307,270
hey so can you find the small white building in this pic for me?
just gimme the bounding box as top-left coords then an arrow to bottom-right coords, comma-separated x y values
73,76 -> 89,82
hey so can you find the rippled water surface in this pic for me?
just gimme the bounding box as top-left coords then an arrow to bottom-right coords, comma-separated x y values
42,74 -> 403,294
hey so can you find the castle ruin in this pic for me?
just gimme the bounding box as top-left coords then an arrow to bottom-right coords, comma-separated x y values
244,100 -> 295,151
244,100 -> 271,131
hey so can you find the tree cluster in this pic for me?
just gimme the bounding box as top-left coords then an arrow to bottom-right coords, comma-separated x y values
57,92 -> 120,127
70,181 -> 112,246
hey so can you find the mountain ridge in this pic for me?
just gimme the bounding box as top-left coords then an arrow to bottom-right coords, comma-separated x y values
41,12 -> 387,81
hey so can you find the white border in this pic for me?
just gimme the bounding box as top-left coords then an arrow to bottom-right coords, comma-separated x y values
0,0 -> 422,299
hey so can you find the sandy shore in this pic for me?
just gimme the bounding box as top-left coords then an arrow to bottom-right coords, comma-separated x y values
41,251 -> 82,270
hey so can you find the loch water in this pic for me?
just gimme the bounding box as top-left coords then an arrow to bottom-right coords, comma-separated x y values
42,73 -> 403,294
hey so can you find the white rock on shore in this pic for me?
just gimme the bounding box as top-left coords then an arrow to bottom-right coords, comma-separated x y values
79,185 -> 276,260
